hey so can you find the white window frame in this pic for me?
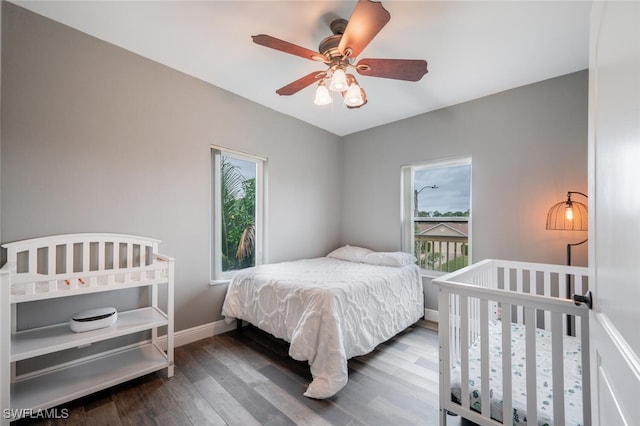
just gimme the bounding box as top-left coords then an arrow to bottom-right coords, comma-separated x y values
401,156 -> 472,274
211,146 -> 267,284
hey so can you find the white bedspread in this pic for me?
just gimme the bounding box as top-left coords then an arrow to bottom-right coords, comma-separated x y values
221,257 -> 424,399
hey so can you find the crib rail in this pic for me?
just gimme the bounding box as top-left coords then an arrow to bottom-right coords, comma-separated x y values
1,233 -> 169,302
434,259 -> 591,426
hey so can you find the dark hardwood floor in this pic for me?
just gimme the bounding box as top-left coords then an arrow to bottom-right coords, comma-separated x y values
16,320 -> 466,426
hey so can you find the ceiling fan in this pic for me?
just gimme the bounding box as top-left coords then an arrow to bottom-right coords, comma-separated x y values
252,0 -> 428,109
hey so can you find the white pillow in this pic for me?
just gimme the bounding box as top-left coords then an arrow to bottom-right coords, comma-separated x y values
363,251 -> 417,267
326,245 -> 373,263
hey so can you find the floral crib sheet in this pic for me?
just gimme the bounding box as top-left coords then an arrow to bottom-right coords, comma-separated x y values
450,320 -> 584,426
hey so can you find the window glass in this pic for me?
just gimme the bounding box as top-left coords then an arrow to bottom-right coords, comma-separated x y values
402,158 -> 471,273
220,156 -> 256,272
212,148 -> 265,281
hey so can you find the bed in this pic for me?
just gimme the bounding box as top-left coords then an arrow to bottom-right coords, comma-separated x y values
433,259 -> 591,426
221,245 -> 424,399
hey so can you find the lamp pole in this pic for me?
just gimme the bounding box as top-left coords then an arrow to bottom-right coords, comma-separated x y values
546,190 -> 589,335
414,185 -> 438,217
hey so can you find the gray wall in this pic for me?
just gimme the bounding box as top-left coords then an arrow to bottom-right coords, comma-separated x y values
1,4 -> 589,326
0,1 -> 2,247
339,71 -> 588,310
1,3 -> 341,331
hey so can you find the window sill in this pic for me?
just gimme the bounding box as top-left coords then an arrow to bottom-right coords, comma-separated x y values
209,279 -> 231,286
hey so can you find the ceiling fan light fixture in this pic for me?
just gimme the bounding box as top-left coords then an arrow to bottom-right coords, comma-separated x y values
342,74 -> 364,108
313,81 -> 332,105
329,67 -> 348,92
254,0 -> 428,110
344,81 -> 364,107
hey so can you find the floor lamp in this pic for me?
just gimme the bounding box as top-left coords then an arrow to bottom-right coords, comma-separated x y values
546,191 -> 588,335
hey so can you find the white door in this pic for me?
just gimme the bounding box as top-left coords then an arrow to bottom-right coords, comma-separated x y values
588,1 -> 640,425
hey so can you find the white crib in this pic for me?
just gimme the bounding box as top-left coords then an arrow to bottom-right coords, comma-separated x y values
433,259 -> 591,426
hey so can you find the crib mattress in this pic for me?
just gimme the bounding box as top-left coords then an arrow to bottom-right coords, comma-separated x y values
450,321 -> 584,426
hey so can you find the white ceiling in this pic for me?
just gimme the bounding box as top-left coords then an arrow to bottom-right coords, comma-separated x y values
11,0 -> 592,136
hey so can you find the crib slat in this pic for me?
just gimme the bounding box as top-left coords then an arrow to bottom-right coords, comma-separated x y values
460,295 -> 470,410
501,305 -> 513,425
525,307 -> 537,426
561,270 -> 570,336
469,296 -> 475,342
551,311 -> 565,426
456,294 -> 461,363
574,274 -> 587,338
560,273 -> 568,297
438,289 -> 451,422
468,296 -> 474,342
516,269 -> 524,324
501,266 -> 507,290
450,294 -> 459,366
544,270 -> 551,330
480,301 -> 490,417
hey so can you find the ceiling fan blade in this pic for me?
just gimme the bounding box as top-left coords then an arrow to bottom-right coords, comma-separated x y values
338,0 -> 391,58
276,71 -> 327,96
356,58 -> 428,81
252,34 -> 326,62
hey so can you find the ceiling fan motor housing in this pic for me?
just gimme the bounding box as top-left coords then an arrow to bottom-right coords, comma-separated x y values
330,18 -> 348,35
319,19 -> 350,61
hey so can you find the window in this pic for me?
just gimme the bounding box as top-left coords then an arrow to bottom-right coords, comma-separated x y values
401,157 -> 471,273
211,147 -> 266,282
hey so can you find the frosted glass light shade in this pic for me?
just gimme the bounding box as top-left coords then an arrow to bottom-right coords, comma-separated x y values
344,83 -> 364,107
314,82 -> 332,105
329,68 -> 348,92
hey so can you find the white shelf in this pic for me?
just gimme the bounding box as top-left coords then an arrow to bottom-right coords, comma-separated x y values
1,234 -> 174,426
10,276 -> 169,303
10,344 -> 169,414
11,307 -> 168,362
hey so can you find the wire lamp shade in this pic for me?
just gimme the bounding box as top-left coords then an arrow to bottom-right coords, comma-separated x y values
546,191 -> 588,231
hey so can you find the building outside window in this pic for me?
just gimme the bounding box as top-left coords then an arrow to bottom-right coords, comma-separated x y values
211,147 -> 266,283
401,157 -> 471,273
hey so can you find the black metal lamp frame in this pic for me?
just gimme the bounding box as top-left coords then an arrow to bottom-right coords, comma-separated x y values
546,191 -> 588,335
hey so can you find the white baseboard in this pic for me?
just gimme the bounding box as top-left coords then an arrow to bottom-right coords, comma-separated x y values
173,319 -> 238,347
170,312 -> 439,349
157,319 -> 238,350
424,308 -> 439,323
